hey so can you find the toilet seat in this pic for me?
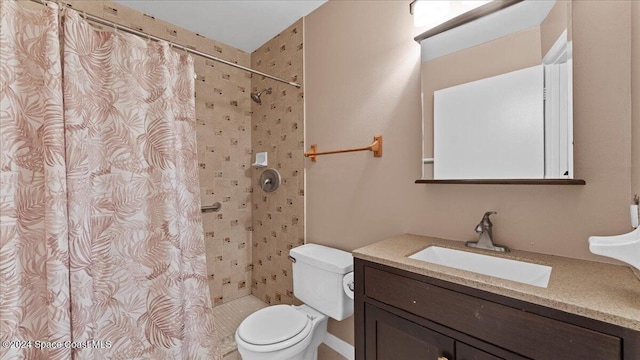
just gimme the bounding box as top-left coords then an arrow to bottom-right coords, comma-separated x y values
236,305 -> 313,353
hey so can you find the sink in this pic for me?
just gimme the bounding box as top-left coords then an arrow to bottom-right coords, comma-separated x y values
408,246 -> 552,288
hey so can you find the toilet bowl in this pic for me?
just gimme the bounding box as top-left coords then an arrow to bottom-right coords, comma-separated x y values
235,304 -> 327,360
235,244 -> 354,360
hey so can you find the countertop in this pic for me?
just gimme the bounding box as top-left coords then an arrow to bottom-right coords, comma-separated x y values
352,234 -> 640,331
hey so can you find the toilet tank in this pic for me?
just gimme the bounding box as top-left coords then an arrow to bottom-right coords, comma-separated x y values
289,244 -> 353,321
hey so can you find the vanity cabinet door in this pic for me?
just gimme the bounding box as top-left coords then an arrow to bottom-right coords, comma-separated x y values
365,303 -> 454,360
455,342 -> 503,360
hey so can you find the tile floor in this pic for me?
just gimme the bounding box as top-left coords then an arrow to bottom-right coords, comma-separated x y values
213,295 -> 268,357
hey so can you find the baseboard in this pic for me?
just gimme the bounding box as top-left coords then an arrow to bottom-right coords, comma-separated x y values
323,332 -> 355,360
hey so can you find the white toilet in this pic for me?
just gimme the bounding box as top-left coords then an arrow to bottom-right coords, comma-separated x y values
235,244 -> 354,360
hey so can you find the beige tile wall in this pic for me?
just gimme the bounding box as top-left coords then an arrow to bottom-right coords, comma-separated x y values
41,0 -> 255,306
250,19 -> 305,305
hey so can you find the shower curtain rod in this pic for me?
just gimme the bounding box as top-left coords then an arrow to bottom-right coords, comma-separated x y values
29,0 -> 302,89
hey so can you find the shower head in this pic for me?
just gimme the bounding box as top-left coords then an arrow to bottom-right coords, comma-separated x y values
250,88 -> 272,105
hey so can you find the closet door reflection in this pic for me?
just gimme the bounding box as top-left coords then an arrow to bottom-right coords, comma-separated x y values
418,0 -> 574,180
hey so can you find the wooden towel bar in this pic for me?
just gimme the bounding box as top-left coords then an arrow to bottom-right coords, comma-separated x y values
304,136 -> 382,162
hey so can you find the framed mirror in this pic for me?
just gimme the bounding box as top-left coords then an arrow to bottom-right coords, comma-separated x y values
416,0 -> 584,184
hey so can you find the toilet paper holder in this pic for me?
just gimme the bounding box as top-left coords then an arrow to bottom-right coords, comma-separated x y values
343,272 -> 355,300
347,281 -> 355,292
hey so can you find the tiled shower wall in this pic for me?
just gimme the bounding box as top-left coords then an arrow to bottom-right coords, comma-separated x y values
43,0 -> 254,306
250,19 -> 305,305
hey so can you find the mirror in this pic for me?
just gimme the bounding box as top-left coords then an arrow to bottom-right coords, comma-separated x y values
418,0 -> 573,181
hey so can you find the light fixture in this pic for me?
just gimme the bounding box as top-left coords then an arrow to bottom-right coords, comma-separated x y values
410,0 -> 492,28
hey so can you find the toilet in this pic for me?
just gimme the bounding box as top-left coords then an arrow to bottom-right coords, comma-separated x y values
235,244 -> 354,360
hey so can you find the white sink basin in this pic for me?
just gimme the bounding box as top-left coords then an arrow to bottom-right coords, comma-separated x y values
408,246 -> 552,288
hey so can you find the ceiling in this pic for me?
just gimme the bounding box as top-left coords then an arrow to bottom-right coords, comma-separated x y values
114,0 -> 327,53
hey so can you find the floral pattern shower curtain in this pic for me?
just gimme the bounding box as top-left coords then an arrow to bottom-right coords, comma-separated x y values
1,2 -> 219,359
1,2 -> 72,360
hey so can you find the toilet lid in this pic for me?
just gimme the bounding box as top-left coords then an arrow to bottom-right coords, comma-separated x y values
237,305 -> 310,345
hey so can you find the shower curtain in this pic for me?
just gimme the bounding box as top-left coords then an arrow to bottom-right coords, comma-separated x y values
0,1 -> 219,359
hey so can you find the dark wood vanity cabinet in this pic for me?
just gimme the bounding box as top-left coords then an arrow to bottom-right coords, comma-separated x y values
365,303 -> 454,359
365,303 -> 506,360
355,259 -> 640,360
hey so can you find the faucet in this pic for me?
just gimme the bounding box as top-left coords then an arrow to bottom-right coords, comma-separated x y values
465,211 -> 509,252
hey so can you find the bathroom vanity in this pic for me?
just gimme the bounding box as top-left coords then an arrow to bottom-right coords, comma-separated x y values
353,235 -> 640,360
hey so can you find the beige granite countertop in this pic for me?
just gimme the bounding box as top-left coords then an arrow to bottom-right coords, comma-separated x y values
353,234 -> 640,331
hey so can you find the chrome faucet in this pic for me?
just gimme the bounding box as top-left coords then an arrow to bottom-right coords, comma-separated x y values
465,211 -> 509,252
